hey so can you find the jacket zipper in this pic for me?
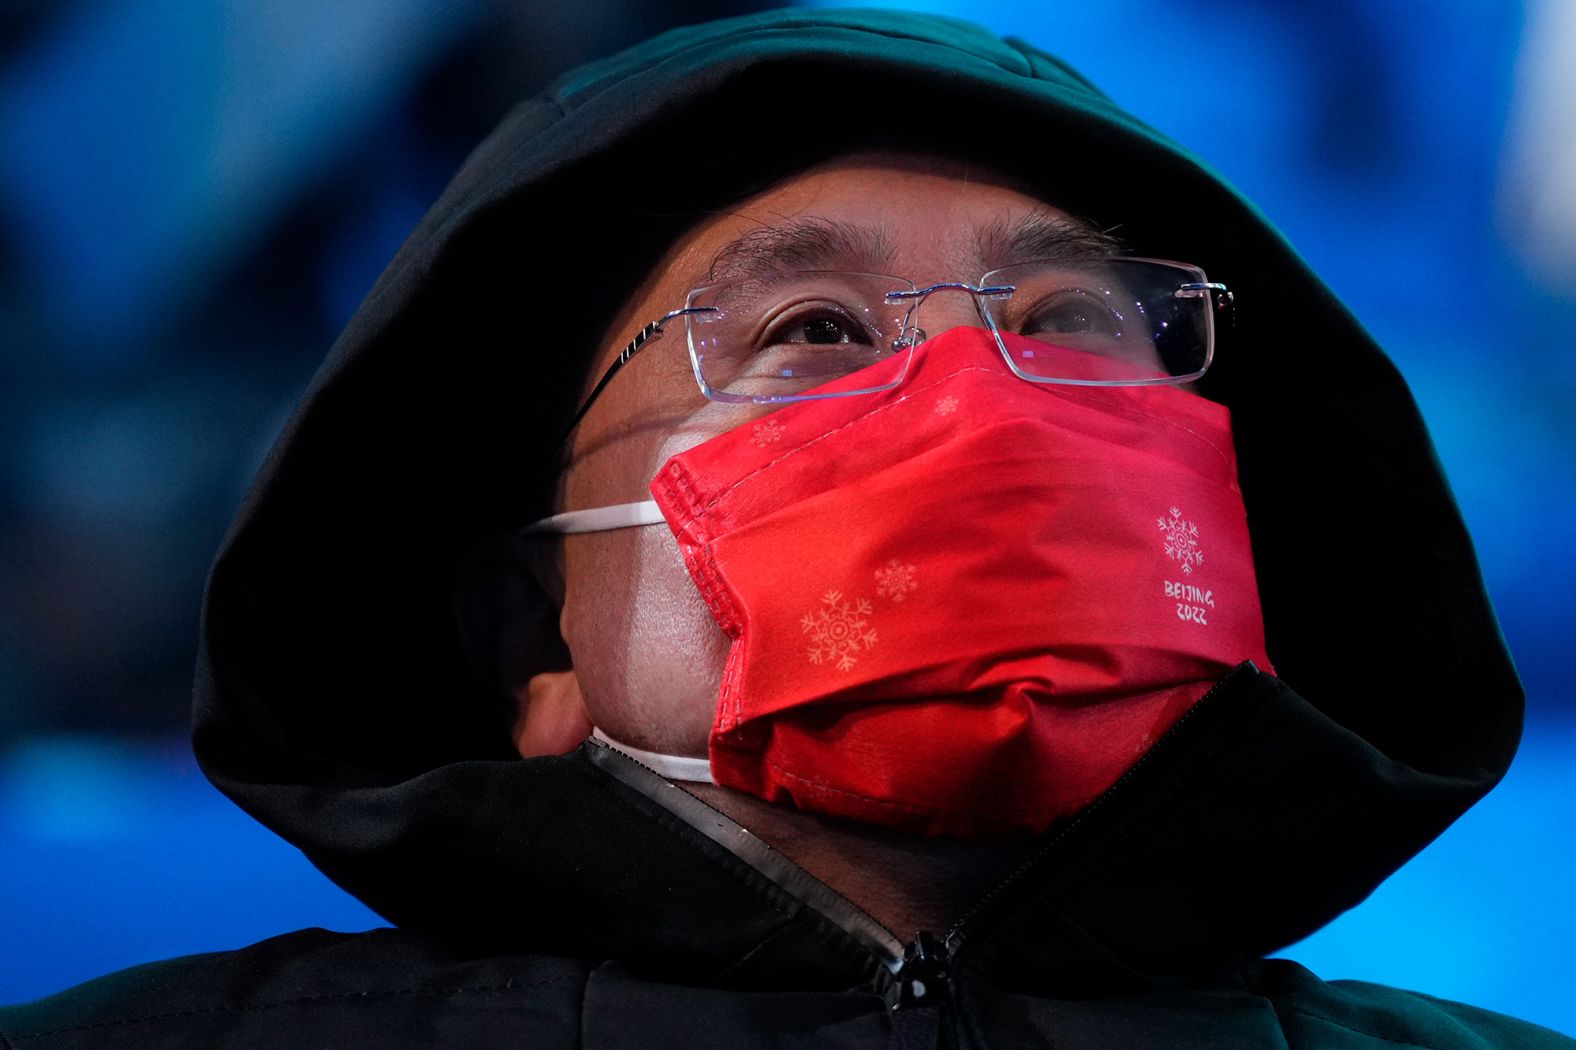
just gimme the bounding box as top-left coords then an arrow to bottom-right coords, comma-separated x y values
890,929 -> 950,1009
590,661 -> 1261,1025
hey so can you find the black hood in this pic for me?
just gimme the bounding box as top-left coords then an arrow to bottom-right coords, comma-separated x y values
192,8 -> 1522,994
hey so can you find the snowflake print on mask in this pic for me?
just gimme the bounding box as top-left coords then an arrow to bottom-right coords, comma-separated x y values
1158,506 -> 1203,575
801,590 -> 878,671
935,395 -> 960,416
874,559 -> 918,602
751,419 -> 785,448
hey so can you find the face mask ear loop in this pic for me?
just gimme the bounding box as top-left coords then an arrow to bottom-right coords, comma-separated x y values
590,729 -> 716,783
522,500 -> 666,535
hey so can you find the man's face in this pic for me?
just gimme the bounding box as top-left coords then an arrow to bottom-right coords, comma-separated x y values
550,153 -> 1095,755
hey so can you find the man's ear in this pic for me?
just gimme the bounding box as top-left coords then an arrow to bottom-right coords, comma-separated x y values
454,531 -> 588,754
511,669 -> 593,757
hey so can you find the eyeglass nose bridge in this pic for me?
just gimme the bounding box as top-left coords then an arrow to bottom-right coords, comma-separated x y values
884,281 -> 1016,304
884,282 -> 1016,350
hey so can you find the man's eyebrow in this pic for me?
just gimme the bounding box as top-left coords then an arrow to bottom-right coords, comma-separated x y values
703,218 -> 893,283
977,211 -> 1124,270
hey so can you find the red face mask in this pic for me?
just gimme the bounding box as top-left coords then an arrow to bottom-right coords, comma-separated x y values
543,326 -> 1272,837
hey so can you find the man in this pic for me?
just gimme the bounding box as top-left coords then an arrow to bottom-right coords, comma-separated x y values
2,8 -> 1566,1048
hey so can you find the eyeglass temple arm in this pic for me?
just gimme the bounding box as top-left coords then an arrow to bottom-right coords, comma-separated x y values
554,307 -> 707,447
1177,281 -> 1234,335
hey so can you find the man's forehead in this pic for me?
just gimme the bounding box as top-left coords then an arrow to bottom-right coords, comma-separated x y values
700,211 -> 1121,285
667,154 -> 1120,289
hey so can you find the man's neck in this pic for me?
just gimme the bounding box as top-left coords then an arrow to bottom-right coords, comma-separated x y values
680,782 -> 1039,939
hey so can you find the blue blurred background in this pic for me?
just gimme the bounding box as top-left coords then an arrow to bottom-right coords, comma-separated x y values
1,0 -> 1572,1033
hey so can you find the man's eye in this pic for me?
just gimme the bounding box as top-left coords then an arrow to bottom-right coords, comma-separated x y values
1019,292 -> 1122,339
759,304 -> 874,348
801,317 -> 853,344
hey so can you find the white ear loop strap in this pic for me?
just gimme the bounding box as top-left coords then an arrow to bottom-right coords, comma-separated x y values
523,500 -> 665,535
591,728 -> 715,783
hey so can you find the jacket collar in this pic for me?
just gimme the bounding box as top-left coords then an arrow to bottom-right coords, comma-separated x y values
480,663 -> 1513,999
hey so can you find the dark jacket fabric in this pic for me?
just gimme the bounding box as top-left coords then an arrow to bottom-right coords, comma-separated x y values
3,8 -> 1568,1048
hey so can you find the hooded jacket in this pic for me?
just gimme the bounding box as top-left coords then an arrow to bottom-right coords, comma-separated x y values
3,9 -> 1567,1049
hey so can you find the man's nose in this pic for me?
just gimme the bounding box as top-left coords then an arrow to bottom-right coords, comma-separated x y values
909,288 -> 991,342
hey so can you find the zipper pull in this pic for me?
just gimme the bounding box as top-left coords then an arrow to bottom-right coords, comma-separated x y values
891,930 -> 951,1011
